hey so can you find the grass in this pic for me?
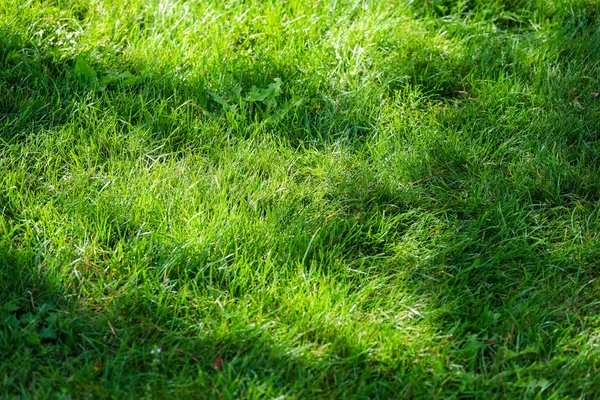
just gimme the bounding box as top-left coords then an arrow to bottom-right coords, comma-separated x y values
1,0 -> 599,397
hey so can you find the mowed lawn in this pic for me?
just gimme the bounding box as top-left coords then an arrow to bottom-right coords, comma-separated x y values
1,0 -> 599,397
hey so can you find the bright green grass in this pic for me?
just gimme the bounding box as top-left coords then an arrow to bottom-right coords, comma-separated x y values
1,0 -> 600,397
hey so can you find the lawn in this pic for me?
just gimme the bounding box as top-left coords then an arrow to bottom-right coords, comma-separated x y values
1,0 -> 599,398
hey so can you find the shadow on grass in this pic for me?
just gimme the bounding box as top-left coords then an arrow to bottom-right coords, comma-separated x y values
0,28 -> 426,397
0,238 -> 421,397
0,29 -> 380,151
2,7 -> 600,396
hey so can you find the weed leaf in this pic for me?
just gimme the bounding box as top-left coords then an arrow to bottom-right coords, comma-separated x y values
74,58 -> 97,81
